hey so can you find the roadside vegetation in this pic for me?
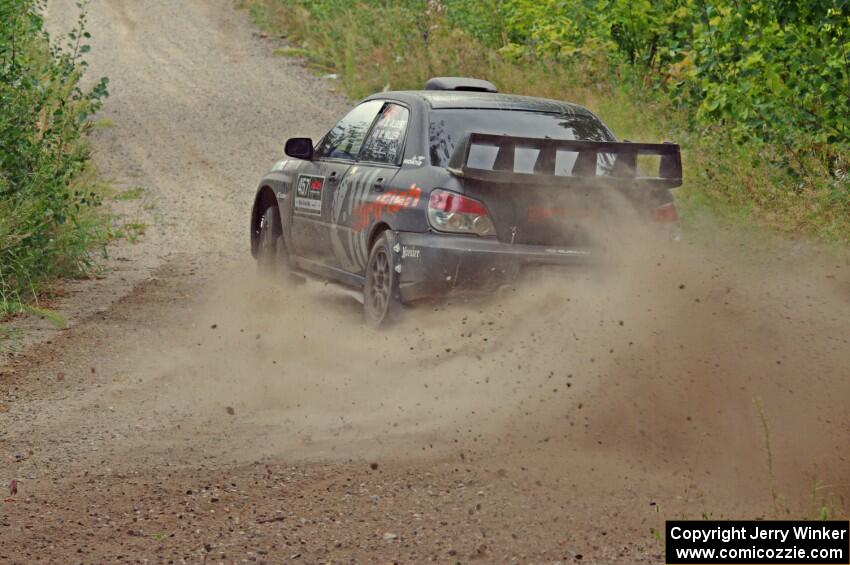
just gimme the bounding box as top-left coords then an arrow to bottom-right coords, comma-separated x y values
239,0 -> 849,243
0,0 -> 109,318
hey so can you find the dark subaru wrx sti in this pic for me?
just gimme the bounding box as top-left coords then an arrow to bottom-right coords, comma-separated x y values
250,77 -> 682,326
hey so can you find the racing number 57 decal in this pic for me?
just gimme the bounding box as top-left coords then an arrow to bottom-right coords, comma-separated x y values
294,174 -> 325,215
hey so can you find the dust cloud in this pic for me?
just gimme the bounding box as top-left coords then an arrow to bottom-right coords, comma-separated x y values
95,201 -> 848,519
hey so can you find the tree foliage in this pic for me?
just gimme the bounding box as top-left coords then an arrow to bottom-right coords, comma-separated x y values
448,0 -> 849,156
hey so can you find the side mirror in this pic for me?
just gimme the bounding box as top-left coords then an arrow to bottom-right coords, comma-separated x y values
284,137 -> 314,160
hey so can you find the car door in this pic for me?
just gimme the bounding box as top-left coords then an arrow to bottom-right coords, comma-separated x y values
289,100 -> 384,265
327,102 -> 411,275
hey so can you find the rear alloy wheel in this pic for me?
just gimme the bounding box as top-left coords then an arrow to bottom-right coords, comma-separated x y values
364,232 -> 402,327
256,205 -> 284,276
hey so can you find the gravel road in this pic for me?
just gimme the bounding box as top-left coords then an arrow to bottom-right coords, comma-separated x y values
1,0 -> 848,563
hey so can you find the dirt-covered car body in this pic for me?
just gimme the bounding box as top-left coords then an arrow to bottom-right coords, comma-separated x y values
250,79 -> 682,304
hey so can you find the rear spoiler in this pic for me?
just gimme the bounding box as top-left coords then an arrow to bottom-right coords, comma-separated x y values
447,133 -> 682,189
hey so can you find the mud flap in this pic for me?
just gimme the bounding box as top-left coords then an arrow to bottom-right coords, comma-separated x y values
382,230 -> 407,322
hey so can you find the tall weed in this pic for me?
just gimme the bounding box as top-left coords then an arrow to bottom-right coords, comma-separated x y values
0,0 -> 109,317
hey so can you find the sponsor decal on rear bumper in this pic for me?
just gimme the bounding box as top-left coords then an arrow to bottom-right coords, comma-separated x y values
401,245 -> 420,259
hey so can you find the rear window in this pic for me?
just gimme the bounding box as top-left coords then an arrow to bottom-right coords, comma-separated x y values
428,109 -> 615,168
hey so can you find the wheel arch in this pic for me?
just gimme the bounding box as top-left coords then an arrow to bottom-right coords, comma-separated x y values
367,222 -> 393,253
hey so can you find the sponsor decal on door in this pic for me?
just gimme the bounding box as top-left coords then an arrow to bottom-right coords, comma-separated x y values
352,184 -> 422,231
294,174 -> 325,215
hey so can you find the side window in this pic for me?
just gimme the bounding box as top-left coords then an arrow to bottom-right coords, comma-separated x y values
316,100 -> 383,160
358,104 -> 410,165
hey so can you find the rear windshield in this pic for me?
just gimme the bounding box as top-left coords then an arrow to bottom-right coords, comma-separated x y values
428,109 -> 615,168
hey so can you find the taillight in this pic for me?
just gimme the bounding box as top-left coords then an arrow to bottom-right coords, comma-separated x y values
650,202 -> 678,223
427,189 -> 495,236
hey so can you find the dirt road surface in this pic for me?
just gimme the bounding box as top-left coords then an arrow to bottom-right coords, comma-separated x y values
1,1 -> 849,563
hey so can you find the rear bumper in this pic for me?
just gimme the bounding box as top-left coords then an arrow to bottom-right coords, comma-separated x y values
394,231 -> 593,302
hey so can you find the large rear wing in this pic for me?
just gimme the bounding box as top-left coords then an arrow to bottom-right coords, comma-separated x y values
447,133 -> 683,189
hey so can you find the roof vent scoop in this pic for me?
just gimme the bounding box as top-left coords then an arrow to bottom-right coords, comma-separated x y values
425,77 -> 498,93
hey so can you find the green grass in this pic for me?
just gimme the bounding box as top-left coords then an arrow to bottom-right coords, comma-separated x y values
239,0 -> 849,244
0,163 -> 113,320
91,117 -> 116,129
112,186 -> 145,201
0,326 -> 24,355
114,220 -> 148,244
21,304 -> 67,329
273,46 -> 311,58
272,46 -> 335,72
753,397 -> 781,515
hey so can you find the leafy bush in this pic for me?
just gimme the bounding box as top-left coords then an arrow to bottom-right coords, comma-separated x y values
240,0 -> 849,242
0,0 -> 109,316
493,1 -> 848,154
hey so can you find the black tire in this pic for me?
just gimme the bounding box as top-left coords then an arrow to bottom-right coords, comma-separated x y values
256,205 -> 284,276
364,231 -> 403,327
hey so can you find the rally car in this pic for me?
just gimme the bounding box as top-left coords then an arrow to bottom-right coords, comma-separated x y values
250,77 -> 682,326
